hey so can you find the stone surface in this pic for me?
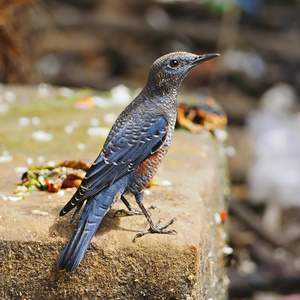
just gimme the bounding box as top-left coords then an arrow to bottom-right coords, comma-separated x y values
0,86 -> 228,299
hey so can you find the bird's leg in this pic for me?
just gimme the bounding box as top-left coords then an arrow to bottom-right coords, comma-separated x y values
133,191 -> 177,242
113,195 -> 158,218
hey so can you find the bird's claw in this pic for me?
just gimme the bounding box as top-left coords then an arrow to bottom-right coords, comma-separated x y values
132,217 -> 177,242
114,205 -> 158,218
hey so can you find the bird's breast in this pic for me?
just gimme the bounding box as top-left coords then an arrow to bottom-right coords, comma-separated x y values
126,130 -> 173,195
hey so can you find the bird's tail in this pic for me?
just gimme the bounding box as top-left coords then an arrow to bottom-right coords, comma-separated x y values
58,185 -> 122,272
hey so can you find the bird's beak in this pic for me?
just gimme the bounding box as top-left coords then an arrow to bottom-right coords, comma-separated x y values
192,53 -> 220,65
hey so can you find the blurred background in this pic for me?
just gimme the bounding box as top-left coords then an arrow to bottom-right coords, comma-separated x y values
1,0 -> 300,299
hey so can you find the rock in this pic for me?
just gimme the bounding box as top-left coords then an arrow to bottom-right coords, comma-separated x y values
0,131 -> 228,299
0,85 -> 228,299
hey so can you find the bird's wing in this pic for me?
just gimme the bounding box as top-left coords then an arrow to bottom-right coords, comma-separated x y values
60,114 -> 168,216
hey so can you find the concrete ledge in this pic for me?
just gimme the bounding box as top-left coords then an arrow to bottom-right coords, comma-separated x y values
0,129 -> 228,299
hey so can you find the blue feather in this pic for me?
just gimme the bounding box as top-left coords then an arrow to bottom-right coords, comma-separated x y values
59,114 -> 168,216
58,180 -> 126,272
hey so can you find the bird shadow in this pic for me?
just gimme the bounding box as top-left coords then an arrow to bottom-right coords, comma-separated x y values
49,207 -> 139,239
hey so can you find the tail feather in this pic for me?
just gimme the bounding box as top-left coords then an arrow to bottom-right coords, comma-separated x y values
58,186 -> 120,272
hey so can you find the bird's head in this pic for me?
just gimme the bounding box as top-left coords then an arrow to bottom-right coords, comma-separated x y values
146,51 -> 220,94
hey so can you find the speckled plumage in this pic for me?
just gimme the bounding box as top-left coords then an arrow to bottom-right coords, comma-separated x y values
58,51 -> 219,272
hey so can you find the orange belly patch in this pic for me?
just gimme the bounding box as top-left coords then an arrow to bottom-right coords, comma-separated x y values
137,145 -> 166,178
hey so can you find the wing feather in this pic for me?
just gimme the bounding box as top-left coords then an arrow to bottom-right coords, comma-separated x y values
60,113 -> 168,216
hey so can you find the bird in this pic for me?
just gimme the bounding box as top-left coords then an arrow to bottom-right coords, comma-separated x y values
58,51 -> 220,272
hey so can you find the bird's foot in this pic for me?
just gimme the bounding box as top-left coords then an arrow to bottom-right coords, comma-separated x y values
114,205 -> 158,218
133,217 -> 177,242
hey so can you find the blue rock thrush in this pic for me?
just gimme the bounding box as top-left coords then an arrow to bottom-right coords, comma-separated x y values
58,51 -> 220,272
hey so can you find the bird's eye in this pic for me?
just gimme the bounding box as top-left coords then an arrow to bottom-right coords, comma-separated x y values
170,60 -> 179,68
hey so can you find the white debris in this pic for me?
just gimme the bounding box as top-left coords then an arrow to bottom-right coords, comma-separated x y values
64,124 -> 74,134
0,151 -> 12,163
57,190 -> 65,196
87,127 -> 110,137
77,143 -> 86,151
222,246 -> 233,255
18,117 -> 30,127
0,103 -> 9,115
92,96 -> 113,108
238,259 -> 257,275
31,130 -> 53,142
104,113 -> 117,123
15,166 -> 28,173
38,176 -> 45,185
4,90 -> 16,102
37,83 -> 52,97
214,128 -> 228,141
144,189 -> 151,195
92,84 -> 132,108
0,194 -> 24,202
37,156 -> 45,164
2,150 -> 10,156
31,117 -> 41,126
31,209 -> 49,216
111,84 -> 131,105
65,120 -> 80,134
59,87 -> 74,97
47,160 -> 56,167
90,118 -> 100,127
214,213 -> 222,225
14,185 -> 27,193
225,146 -> 236,157
161,180 -> 172,186
207,251 -> 214,258
26,157 -> 34,165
